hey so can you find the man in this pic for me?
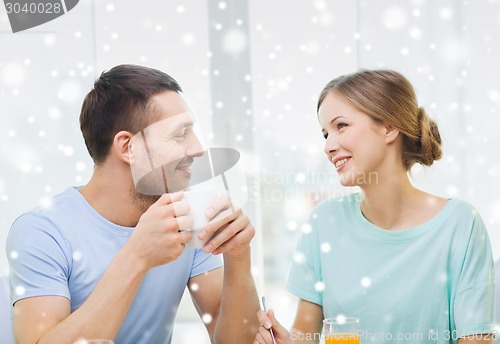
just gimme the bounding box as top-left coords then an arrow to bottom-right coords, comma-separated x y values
7,64 -> 260,343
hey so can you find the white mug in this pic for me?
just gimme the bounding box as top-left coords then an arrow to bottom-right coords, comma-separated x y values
182,189 -> 219,249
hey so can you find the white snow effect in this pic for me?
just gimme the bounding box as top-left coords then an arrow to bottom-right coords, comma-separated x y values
44,34 -> 57,46
440,39 -> 466,65
59,145 -> 74,157
383,7 -> 408,30
293,252 -> 306,264
15,286 -> 26,296
182,33 -> 196,46
335,314 -> 347,324
295,172 -> 306,183
320,242 -> 331,253
202,313 -> 212,324
313,0 -> 327,11
76,161 -> 87,172
319,12 -> 333,26
489,199 -> 500,224
361,277 -> 372,288
488,89 -> 499,104
446,185 -> 460,197
73,251 -> 82,261
48,107 -> 62,120
300,41 -> 320,55
409,27 -> 422,40
439,7 -> 453,20
40,197 -> 53,208
301,223 -> 312,234
222,29 -> 247,54
58,80 -> 82,104
315,281 -> 325,291
2,63 -> 27,87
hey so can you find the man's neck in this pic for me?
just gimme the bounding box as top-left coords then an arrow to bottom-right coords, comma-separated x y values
79,164 -> 143,227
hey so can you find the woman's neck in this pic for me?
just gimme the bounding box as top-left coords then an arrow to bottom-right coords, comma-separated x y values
356,164 -> 451,231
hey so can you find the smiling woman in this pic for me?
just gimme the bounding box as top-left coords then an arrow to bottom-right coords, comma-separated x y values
254,69 -> 496,344
318,69 -> 442,173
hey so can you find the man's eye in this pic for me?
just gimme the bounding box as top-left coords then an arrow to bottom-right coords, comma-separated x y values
175,131 -> 187,139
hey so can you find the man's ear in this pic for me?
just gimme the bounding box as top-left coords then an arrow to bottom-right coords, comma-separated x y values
113,131 -> 133,164
385,125 -> 400,144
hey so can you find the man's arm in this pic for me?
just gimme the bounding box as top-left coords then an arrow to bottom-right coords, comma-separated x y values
214,246 -> 260,342
14,249 -> 147,344
13,192 -> 192,344
190,207 -> 260,343
254,298 -> 323,344
188,249 -> 260,344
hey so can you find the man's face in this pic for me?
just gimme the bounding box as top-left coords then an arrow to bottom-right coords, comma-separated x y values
129,91 -> 204,197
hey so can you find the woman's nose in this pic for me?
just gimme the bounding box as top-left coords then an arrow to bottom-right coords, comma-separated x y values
324,134 -> 339,155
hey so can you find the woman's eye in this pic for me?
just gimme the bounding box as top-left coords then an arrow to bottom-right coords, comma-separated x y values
322,132 -> 328,140
337,123 -> 348,130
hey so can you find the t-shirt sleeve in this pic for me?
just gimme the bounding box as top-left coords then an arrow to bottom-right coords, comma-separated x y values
189,249 -> 223,277
286,215 -> 323,306
453,211 -> 496,337
7,213 -> 71,305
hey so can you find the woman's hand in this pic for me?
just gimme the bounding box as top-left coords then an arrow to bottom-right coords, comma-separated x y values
254,309 -> 292,344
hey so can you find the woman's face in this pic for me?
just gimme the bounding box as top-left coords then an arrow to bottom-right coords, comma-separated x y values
318,91 -> 392,186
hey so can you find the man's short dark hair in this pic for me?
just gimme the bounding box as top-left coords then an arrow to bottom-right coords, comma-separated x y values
79,64 -> 182,164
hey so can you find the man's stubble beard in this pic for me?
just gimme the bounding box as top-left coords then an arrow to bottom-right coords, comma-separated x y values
130,185 -> 160,213
129,175 -> 188,213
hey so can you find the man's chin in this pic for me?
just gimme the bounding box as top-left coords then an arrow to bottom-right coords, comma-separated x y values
131,190 -> 161,212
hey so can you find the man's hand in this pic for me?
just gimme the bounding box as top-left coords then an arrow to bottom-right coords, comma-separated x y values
196,194 -> 255,256
125,192 -> 193,269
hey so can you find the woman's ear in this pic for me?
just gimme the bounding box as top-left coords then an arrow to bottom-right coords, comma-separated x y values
113,130 -> 134,164
385,125 -> 400,144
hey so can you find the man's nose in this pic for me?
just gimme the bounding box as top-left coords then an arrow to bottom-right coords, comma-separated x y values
187,133 -> 205,157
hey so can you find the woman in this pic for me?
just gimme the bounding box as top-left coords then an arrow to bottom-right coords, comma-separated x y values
255,69 -> 496,343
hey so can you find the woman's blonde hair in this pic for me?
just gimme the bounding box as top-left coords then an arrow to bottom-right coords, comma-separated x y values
317,69 -> 442,170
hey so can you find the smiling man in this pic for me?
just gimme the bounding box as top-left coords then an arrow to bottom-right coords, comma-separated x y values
7,64 -> 260,344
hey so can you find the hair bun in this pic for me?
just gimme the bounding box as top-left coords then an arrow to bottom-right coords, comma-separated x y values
417,107 -> 442,166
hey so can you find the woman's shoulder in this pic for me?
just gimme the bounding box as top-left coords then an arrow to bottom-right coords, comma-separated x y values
418,191 -> 480,221
447,197 -> 484,222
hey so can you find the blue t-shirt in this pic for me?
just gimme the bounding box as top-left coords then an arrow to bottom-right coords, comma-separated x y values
287,193 -> 496,343
7,187 -> 223,344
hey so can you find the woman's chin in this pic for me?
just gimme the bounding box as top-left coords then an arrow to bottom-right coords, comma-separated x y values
339,177 -> 356,187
